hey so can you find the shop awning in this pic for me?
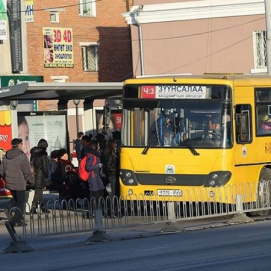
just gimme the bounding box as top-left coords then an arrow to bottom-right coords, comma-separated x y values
0,82 -> 123,100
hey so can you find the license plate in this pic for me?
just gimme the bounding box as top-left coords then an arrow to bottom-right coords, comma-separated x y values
157,189 -> 182,197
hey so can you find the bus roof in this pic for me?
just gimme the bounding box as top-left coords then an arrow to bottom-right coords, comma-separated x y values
124,74 -> 271,87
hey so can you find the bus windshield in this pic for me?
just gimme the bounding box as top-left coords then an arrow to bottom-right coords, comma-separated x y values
122,86 -> 232,149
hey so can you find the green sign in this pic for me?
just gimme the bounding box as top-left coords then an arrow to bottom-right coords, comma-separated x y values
0,0 -> 7,21
0,75 -> 43,88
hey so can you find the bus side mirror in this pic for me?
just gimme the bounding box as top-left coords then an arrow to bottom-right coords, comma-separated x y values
102,105 -> 111,133
236,111 -> 251,143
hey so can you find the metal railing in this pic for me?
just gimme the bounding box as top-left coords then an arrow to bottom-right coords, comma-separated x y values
4,181 -> 271,238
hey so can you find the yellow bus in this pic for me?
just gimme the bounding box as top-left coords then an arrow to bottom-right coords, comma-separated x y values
119,74 -> 271,205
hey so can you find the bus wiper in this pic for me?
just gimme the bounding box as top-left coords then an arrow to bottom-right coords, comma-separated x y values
182,139 -> 200,156
142,143 -> 150,155
142,134 -> 154,155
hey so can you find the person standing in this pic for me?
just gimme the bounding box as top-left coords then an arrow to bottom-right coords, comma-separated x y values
74,132 -> 84,163
0,138 -> 35,227
46,150 -> 63,192
58,148 -> 86,201
104,139 -> 120,199
81,135 -> 92,159
85,140 -> 105,210
30,139 -> 49,213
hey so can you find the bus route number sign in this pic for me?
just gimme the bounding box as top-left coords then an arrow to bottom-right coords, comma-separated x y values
141,86 -> 156,98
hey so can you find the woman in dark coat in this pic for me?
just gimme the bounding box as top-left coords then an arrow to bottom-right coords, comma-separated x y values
58,148 -> 88,201
30,139 -> 49,213
58,148 -> 76,201
47,150 -> 63,192
103,139 -> 120,198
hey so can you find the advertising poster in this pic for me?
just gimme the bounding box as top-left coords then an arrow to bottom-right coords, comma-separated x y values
43,27 -> 74,68
0,0 -> 7,40
0,110 -> 12,198
17,113 -> 67,160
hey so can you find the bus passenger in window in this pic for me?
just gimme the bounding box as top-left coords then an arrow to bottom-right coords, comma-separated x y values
260,115 -> 271,134
173,118 -> 187,145
148,116 -> 173,146
163,117 -> 174,146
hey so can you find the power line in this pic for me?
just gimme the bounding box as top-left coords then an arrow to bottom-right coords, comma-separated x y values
143,17 -> 265,42
26,16 -> 265,43
163,35 -> 252,73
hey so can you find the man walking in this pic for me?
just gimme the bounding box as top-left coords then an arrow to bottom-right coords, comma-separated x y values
0,138 -> 35,227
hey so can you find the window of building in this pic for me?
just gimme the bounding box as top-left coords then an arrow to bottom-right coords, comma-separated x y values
81,43 -> 99,72
253,31 -> 267,69
50,11 -> 59,23
79,0 -> 96,16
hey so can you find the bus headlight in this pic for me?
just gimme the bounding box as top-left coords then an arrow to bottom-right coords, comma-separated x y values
120,169 -> 138,186
205,171 -> 232,187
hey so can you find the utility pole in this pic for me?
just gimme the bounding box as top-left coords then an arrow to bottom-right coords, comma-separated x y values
132,5 -> 145,76
265,0 -> 271,75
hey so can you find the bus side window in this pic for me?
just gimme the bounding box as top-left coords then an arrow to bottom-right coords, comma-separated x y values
235,104 -> 252,144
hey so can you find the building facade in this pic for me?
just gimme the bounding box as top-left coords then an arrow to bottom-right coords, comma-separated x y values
0,0 -> 134,154
26,0 -> 133,83
123,0 -> 267,77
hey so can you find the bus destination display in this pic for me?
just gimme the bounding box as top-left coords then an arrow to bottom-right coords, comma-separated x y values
141,85 -> 207,99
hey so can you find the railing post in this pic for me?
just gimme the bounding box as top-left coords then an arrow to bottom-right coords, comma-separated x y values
3,222 -> 34,253
167,202 -> 176,222
160,201 -> 181,233
85,209 -> 111,243
236,194 -> 244,214
229,194 -> 253,224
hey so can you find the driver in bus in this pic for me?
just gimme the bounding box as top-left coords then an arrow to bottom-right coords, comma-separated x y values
207,118 -> 221,138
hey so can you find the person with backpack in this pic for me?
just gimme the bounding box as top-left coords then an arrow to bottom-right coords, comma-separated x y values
85,140 -> 105,210
80,135 -> 92,160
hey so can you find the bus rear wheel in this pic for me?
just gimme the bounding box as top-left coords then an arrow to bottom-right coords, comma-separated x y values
251,168 -> 271,216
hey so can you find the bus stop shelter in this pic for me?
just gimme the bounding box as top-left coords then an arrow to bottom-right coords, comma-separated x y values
0,81 -> 123,149
0,82 -> 123,109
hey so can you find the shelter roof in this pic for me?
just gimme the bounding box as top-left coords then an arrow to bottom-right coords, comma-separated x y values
0,82 -> 123,100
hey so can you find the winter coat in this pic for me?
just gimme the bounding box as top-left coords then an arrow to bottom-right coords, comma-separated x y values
0,147 -> 35,191
104,152 -> 119,174
30,147 -> 49,189
85,150 -> 105,192
49,159 -> 63,190
59,159 -> 76,180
